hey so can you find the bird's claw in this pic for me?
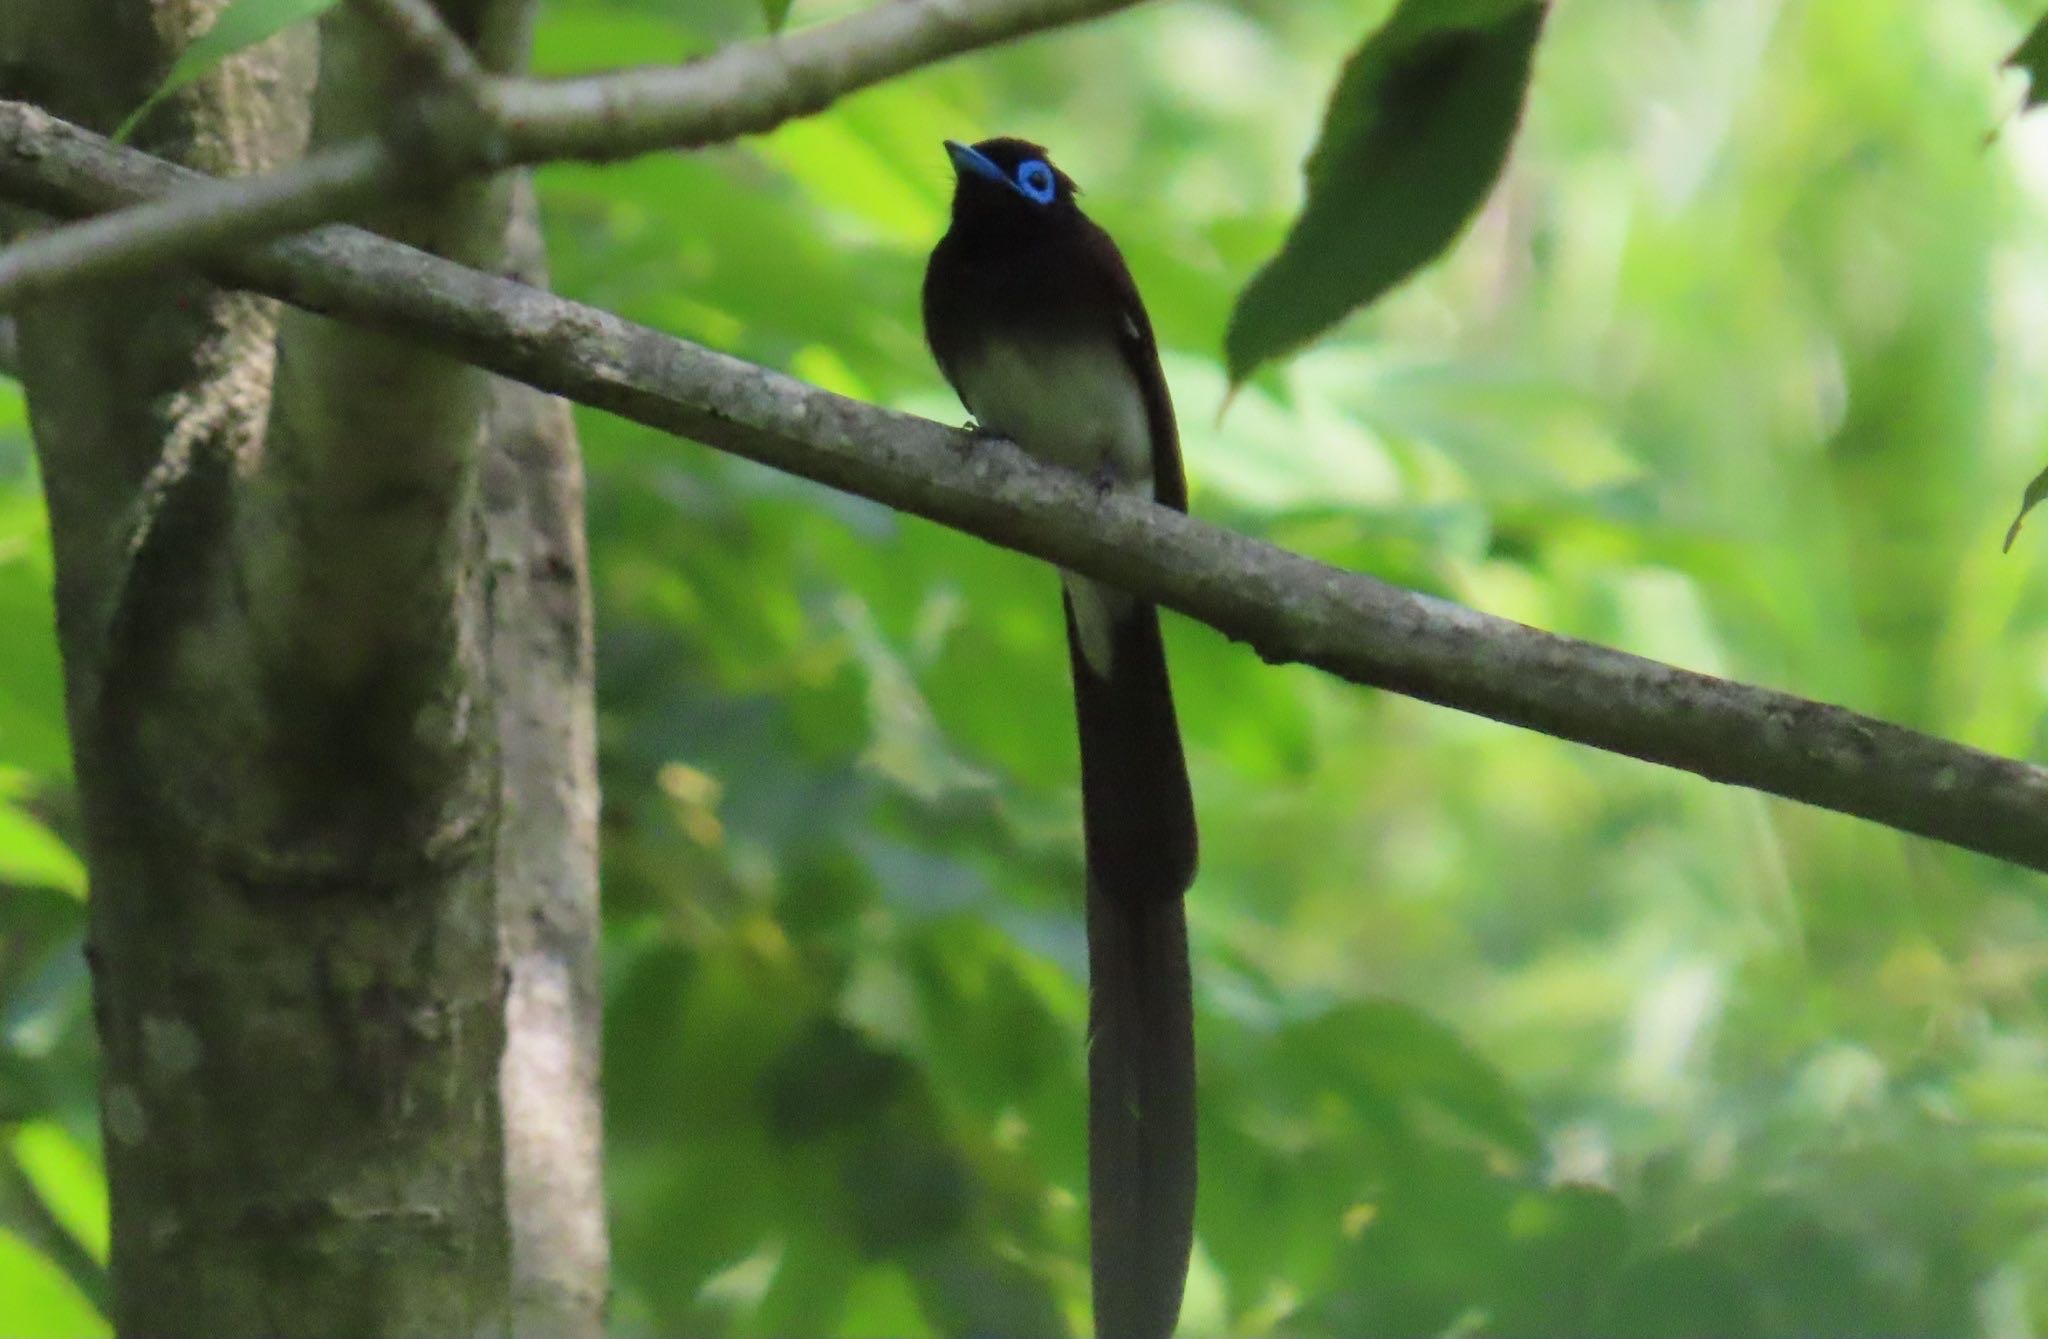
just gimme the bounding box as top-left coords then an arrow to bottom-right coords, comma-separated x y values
954,418 -> 999,457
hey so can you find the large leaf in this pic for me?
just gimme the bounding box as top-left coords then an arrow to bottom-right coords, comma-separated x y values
1225,0 -> 1546,386
114,0 -> 341,142
2004,459 -> 2048,550
2009,12 -> 2048,112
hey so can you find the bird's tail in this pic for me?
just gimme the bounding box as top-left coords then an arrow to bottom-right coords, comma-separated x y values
1065,590 -> 1197,1339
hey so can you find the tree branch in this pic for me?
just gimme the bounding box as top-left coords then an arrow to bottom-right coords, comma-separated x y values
0,138 -> 398,308
3,99 -> 2045,875
350,0 -> 490,94
0,0 -> 1150,308
481,0 -> 1151,163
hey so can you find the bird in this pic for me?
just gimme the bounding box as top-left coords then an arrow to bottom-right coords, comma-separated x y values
922,137 -> 1197,1339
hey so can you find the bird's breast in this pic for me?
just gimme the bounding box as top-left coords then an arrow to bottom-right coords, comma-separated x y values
949,335 -> 1154,491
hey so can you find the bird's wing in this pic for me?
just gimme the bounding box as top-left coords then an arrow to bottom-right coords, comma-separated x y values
1081,218 -> 1186,513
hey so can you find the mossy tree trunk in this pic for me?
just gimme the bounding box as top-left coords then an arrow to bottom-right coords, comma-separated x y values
0,2 -> 605,1333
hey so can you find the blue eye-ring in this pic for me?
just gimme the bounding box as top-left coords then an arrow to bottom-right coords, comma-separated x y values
1016,159 -> 1057,204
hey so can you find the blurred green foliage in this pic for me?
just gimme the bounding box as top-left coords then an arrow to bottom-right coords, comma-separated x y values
14,0 -> 2048,1333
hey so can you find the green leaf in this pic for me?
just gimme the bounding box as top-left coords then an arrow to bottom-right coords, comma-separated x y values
763,0 -> 794,34
1321,1000 -> 1539,1160
2009,14 -> 2048,112
0,1229 -> 108,1338
0,801 -> 85,899
2006,460 -> 2048,551
1224,0 -> 1547,386
0,494 -> 72,783
12,1123 -> 109,1265
114,0 -> 341,143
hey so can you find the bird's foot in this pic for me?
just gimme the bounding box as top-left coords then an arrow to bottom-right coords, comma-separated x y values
954,418 -> 998,458
1088,460 -> 1119,498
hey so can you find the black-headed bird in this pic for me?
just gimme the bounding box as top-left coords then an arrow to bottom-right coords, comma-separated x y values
923,137 -> 1197,1339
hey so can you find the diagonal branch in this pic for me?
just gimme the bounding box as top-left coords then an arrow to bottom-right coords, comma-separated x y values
349,0 -> 489,93
480,0 -> 1151,162
0,137 -> 398,308
4,98 -> 2046,875
0,0 -> 1151,308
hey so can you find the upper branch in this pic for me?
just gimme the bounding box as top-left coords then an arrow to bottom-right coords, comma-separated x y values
0,0 -> 1150,307
2,98 -> 2045,875
0,138 -> 398,307
349,0 -> 490,94
484,0 -> 1151,161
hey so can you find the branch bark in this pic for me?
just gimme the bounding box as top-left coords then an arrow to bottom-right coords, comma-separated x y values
349,0 -> 490,93
2,98 -> 2040,877
0,0 -> 1152,306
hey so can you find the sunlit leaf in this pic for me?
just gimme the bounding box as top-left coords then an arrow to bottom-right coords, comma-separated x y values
12,1123 -> 109,1265
0,800 -> 85,899
1225,0 -> 1546,386
0,516 -> 71,782
114,0 -> 340,142
0,1229 -> 108,1338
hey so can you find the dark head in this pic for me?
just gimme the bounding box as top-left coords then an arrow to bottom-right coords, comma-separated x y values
943,137 -> 1080,227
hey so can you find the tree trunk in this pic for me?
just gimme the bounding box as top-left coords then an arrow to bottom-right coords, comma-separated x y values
485,175 -> 608,1339
0,2 -> 605,1333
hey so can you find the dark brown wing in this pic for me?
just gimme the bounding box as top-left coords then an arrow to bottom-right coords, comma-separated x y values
920,227 -> 973,395
1066,215 -> 1198,1339
1079,217 -> 1186,513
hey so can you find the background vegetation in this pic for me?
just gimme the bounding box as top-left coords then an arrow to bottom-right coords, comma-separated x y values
13,0 -> 2048,1332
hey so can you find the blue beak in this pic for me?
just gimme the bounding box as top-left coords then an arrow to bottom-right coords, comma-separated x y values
944,139 -> 1006,186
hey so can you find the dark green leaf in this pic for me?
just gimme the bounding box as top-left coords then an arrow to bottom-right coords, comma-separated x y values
763,0 -> 794,34
762,1019 -> 912,1141
2008,14 -> 2048,112
1284,1000 -> 1540,1160
1225,0 -> 1546,386
2005,460 -> 2048,550
1495,1186 -> 1630,1332
1594,1250 -> 1765,1339
114,0 -> 341,143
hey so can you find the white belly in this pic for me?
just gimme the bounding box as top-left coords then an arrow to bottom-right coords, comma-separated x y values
951,336 -> 1153,489
951,336 -> 1153,677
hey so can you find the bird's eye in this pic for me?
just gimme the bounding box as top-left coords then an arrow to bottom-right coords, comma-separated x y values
1015,159 -> 1057,204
